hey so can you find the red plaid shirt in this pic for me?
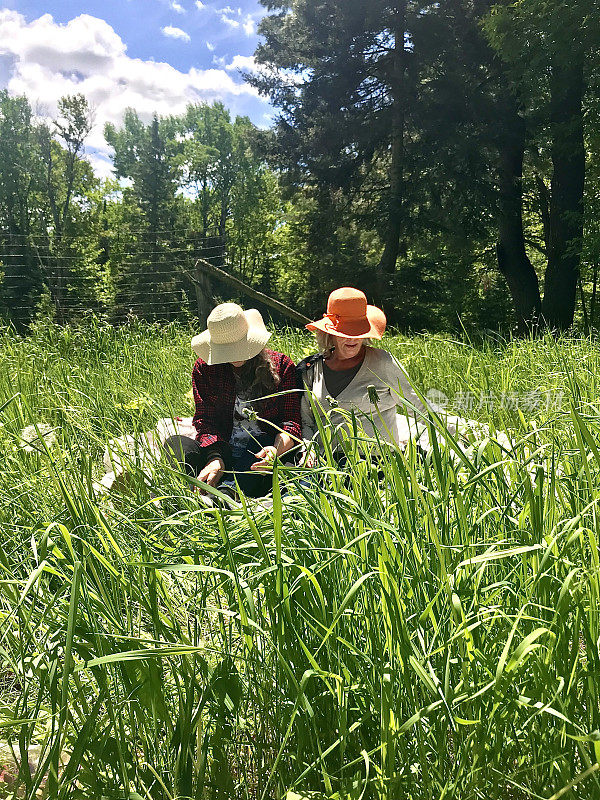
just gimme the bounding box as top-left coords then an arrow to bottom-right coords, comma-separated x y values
192,349 -> 301,461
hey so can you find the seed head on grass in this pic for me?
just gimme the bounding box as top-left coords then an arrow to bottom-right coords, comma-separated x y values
367,384 -> 380,404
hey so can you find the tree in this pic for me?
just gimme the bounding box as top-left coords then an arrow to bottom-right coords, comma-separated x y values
0,92 -> 45,325
176,103 -> 290,319
43,95 -> 93,242
250,1 -> 518,327
0,92 -> 99,326
38,94 -> 98,320
250,0 -> 422,302
486,0 -> 599,330
175,103 -> 238,320
410,0 -> 542,332
104,104 -> 291,323
582,68 -> 600,328
105,111 -> 184,320
251,0 -> 600,333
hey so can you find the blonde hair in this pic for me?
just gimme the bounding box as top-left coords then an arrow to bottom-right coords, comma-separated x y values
314,330 -> 371,358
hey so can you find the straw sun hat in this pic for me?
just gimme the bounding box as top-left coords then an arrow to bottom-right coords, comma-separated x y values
306,287 -> 386,340
191,303 -> 272,365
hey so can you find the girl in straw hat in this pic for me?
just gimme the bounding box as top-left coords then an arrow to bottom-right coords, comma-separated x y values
165,303 -> 301,498
298,287 -> 426,455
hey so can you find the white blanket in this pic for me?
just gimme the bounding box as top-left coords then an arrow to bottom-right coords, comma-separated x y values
99,416 -> 197,491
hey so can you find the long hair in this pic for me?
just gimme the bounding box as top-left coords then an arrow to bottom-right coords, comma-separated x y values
234,349 -> 280,395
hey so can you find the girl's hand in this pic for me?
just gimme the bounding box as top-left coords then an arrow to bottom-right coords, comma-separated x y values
198,457 -> 225,489
251,445 -> 278,471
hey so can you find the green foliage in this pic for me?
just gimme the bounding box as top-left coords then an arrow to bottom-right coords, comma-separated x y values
484,0 -> 600,329
101,102 -> 294,323
251,0 -> 509,323
0,91 -> 47,324
1,322 -> 600,797
0,92 -> 105,327
485,0 -> 598,76
105,111 -> 186,320
250,0 -> 600,331
2,0 -> 600,333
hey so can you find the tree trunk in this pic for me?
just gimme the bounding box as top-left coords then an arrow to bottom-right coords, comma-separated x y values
495,106 -> 542,334
541,51 -> 586,330
376,1 -> 407,300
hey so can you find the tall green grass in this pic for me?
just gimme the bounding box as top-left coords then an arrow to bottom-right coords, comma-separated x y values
1,318 -> 600,799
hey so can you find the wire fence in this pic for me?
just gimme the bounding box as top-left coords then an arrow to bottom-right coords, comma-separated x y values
0,229 -> 232,326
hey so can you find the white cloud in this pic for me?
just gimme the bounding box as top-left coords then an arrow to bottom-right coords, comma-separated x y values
195,1 -> 205,8
217,5 -> 243,28
87,151 -> 117,181
162,25 -> 191,41
206,41 -> 215,51
170,1 -> 186,12
226,55 -> 257,73
0,11 -> 261,175
220,14 -> 240,29
0,11 -> 126,74
216,7 -> 255,36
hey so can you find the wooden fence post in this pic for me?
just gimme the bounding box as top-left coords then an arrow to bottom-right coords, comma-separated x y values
191,258 -> 310,326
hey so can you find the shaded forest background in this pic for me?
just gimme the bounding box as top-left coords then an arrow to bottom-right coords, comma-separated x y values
0,0 -> 598,334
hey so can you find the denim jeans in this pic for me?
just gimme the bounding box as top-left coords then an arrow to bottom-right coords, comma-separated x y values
219,431 -> 276,498
165,432 -> 276,498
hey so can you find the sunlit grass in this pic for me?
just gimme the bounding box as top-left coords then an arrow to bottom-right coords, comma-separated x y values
0,318 -> 600,799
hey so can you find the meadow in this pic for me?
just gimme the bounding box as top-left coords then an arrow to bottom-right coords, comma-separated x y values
1,317 -> 600,799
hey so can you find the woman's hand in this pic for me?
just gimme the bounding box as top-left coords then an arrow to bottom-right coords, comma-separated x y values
251,431 -> 297,471
198,456 -> 225,490
250,445 -> 278,471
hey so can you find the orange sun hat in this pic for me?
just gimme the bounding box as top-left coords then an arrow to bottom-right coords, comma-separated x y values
306,287 -> 386,340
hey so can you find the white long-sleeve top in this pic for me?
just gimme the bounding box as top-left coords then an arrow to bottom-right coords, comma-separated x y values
300,346 -> 427,448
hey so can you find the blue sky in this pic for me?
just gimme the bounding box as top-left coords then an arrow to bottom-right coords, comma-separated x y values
0,1 -> 274,175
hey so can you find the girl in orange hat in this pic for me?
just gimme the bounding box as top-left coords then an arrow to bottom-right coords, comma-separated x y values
298,288 -> 426,456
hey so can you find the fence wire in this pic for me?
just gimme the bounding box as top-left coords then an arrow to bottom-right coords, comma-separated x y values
0,229 -> 234,325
